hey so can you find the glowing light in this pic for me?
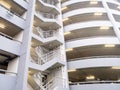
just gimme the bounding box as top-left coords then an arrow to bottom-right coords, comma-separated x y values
86,75 -> 95,80
66,48 -> 73,52
0,1 -> 11,9
64,31 -> 71,35
0,23 -> 5,29
112,66 -> 120,69
68,69 -> 76,72
104,44 -> 115,47
62,18 -> 69,22
100,26 -> 110,30
62,6 -> 68,11
94,12 -> 103,16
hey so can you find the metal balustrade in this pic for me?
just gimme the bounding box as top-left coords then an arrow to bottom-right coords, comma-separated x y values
44,77 -> 66,90
66,36 -> 116,42
0,4 -> 25,20
35,11 -> 57,19
33,72 -> 45,90
33,26 -> 60,39
0,69 -> 17,76
0,32 -> 21,43
30,46 -> 63,65
41,0 -> 57,7
69,80 -> 120,85
33,72 -> 66,90
68,55 -> 120,62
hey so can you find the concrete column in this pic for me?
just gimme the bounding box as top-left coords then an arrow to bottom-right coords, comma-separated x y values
102,0 -> 120,42
59,0 -> 70,89
15,0 -> 36,90
7,57 -> 19,76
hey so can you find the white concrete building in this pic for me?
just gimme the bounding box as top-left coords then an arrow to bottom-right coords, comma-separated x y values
0,0 -> 120,90
62,0 -> 120,90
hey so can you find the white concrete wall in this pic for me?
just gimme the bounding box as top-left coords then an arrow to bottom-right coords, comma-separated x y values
47,67 -> 62,82
0,74 -> 17,90
0,5 -> 25,29
7,57 -> 19,76
0,36 -> 21,55
27,83 -> 34,90
14,31 -> 23,42
70,84 -> 120,90
66,37 -> 120,49
68,58 -> 120,70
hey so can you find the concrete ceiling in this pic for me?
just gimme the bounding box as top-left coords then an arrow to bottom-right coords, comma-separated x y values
31,38 -> 61,50
0,18 -> 22,37
62,1 -> 103,14
69,67 -> 120,82
4,0 -> 26,15
66,45 -> 120,60
0,50 -> 16,64
36,0 -> 59,15
63,13 -> 109,26
65,27 -> 116,41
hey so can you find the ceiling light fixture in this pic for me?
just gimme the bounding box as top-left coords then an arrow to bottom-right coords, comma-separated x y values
0,1 -> 11,9
94,12 -> 103,16
86,75 -> 95,80
112,66 -> 120,69
117,6 -> 120,9
66,48 -> 73,52
104,44 -> 115,47
62,6 -> 68,11
0,23 -> 6,29
62,18 -> 69,22
100,26 -> 110,30
90,0 -> 98,4
64,31 -> 71,35
68,69 -> 76,72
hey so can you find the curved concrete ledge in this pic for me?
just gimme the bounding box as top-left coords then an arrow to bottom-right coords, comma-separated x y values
68,57 -> 120,69
63,7 -> 106,18
66,37 -> 119,49
38,0 -> 59,14
70,84 -> 120,90
64,21 -> 112,32
62,0 -> 102,7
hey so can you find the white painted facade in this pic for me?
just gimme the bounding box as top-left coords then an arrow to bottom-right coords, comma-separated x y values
0,0 -> 120,90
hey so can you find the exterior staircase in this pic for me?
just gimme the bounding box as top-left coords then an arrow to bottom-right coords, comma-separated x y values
30,46 -> 65,71
28,72 -> 66,90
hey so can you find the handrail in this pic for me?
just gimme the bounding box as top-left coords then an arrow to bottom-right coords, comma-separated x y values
35,11 -> 57,19
0,32 -> 21,43
41,0 -> 57,7
31,46 -> 63,65
0,69 -> 17,75
37,47 -> 62,64
70,80 -> 120,85
0,4 -> 25,20
34,76 -> 66,90
68,55 -> 120,61
45,77 -> 66,89
66,36 -> 116,42
33,26 -> 59,39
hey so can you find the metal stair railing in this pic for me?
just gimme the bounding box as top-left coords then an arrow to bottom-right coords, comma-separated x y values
33,46 -> 63,65
30,46 -> 64,66
33,72 -> 46,90
39,48 -> 62,65
35,46 -> 45,65
41,0 -> 57,7
35,11 -> 56,19
34,76 -> 66,90
33,26 -> 59,39
45,77 -> 65,90
36,27 -> 44,38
